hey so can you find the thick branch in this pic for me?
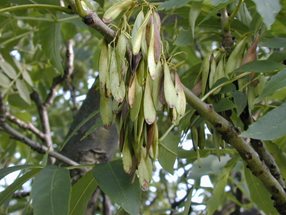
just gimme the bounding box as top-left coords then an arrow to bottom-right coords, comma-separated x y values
82,13 -> 115,43
251,139 -> 286,189
183,86 -> 286,213
184,88 -> 286,214
66,0 -> 115,43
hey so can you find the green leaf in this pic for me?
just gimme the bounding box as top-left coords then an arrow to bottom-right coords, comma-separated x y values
261,69 -> 286,97
158,133 -> 179,174
235,60 -> 285,74
31,166 -> 71,215
174,29 -> 193,46
190,155 -> 231,179
241,102 -> 286,140
40,23 -> 63,73
251,0 -> 281,29
205,0 -> 230,5
206,158 -> 236,215
0,169 -> 40,206
237,2 -> 252,27
260,37 -> 286,48
62,110 -> 99,150
93,160 -> 141,215
15,79 -> 31,104
178,148 -> 236,162
70,171 -> 97,215
0,56 -> 17,79
244,166 -> 278,214
206,170 -> 228,215
213,97 -> 236,112
22,70 -> 33,87
232,90 -> 247,115
0,72 -> 10,88
189,1 -> 202,38
159,0 -> 191,10
0,165 -> 39,180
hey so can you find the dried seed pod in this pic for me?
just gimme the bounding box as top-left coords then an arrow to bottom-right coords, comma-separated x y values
153,12 -> 162,63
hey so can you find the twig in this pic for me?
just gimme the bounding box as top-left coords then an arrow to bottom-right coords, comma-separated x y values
183,86 -> 286,213
171,187 -> 192,209
102,192 -> 112,215
65,39 -> 77,111
30,92 -> 54,157
86,188 -> 101,215
30,39 -> 77,162
0,97 -> 71,166
221,8 -> 233,54
5,112 -> 45,140
44,40 -> 75,108
13,191 -> 30,199
0,96 -> 78,166
0,121 -> 79,166
231,172 -> 243,215
0,4 -> 72,14
43,76 -> 66,108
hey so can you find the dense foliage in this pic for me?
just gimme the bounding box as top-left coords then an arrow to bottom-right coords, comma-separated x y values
1,0 -> 286,214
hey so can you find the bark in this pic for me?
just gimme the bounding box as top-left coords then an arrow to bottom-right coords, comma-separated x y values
61,83 -> 118,165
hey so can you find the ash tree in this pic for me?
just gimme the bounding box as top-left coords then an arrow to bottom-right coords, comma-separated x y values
1,0 -> 286,214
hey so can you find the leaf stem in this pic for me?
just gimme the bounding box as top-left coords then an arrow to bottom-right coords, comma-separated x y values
229,0 -> 244,25
0,4 -> 72,14
201,72 -> 251,101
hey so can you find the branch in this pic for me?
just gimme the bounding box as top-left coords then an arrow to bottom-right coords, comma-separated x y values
31,92 -> 53,154
64,39 -> 77,111
44,40 -> 75,108
82,13 -> 115,43
5,112 -> 45,140
0,120 -> 79,166
0,95 -> 79,166
171,187 -> 192,209
251,139 -> 286,189
66,0 -> 115,43
183,86 -> 286,213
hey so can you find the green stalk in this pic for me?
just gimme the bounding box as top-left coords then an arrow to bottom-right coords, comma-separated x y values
0,4 -> 72,14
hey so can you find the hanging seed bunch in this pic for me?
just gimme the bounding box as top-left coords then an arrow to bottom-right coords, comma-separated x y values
98,0 -> 186,190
